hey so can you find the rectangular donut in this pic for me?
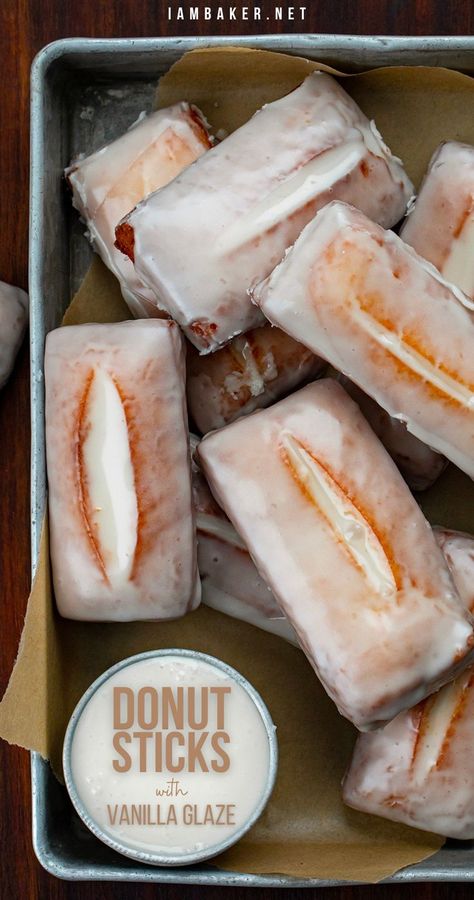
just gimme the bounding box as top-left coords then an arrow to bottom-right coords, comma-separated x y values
333,373 -> 447,491
343,528 -> 474,838
400,141 -> 474,299
116,73 -> 412,351
253,200 -> 474,478
193,433 -> 459,646
190,436 -> 297,645
65,103 -> 211,317
45,319 -> 200,621
186,324 -> 325,434
197,379 -> 474,730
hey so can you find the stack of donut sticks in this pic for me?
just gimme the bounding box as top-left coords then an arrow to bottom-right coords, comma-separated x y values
45,70 -> 474,840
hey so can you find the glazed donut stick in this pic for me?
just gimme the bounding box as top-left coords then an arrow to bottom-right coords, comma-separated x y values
65,104 -> 211,317
0,281 -> 28,388
194,421 -> 469,648
192,437 -> 461,646
45,320 -> 200,621
116,72 -> 412,352
400,142 -> 474,300
434,527 -> 474,613
187,325 -> 326,434
198,380 -> 474,731
190,437 -> 298,645
253,201 -> 474,479
334,374 -> 447,491
343,529 -> 474,839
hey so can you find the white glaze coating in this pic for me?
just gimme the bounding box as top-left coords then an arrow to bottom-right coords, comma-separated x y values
401,141 -> 474,299
198,380 -> 474,731
70,655 -> 271,856
334,374 -> 447,491
45,320 -> 200,621
343,528 -> 474,838
434,527 -> 474,613
66,104 -> 210,316
190,436 -> 297,645
201,580 -> 297,646
0,281 -> 28,388
193,418 -> 467,650
187,324 -> 325,433
442,216 -> 474,293
191,432 -> 461,647
118,73 -> 412,351
81,368 -> 139,584
253,201 -> 474,479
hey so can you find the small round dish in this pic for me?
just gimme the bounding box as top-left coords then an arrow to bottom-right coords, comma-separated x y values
63,649 -> 278,867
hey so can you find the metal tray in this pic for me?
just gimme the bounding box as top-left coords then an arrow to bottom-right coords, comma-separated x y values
29,35 -> 474,884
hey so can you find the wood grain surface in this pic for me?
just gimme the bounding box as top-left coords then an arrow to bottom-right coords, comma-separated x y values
1,1 -> 473,898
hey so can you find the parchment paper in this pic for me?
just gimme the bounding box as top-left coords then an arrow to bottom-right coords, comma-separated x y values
3,46 -> 474,882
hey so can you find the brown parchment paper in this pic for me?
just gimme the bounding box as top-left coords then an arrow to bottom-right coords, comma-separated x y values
4,47 -> 474,882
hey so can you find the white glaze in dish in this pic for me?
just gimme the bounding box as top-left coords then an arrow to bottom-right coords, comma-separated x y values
64,651 -> 276,865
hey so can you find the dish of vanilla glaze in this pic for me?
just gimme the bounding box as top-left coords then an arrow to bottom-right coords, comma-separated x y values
63,650 -> 277,866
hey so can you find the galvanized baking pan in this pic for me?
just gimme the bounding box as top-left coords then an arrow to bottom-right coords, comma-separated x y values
29,35 -> 474,884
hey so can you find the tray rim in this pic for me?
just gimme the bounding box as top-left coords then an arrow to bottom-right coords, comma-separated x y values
29,33 -> 474,885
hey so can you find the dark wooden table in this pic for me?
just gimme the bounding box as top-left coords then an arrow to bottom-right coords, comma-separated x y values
1,1 -> 473,898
